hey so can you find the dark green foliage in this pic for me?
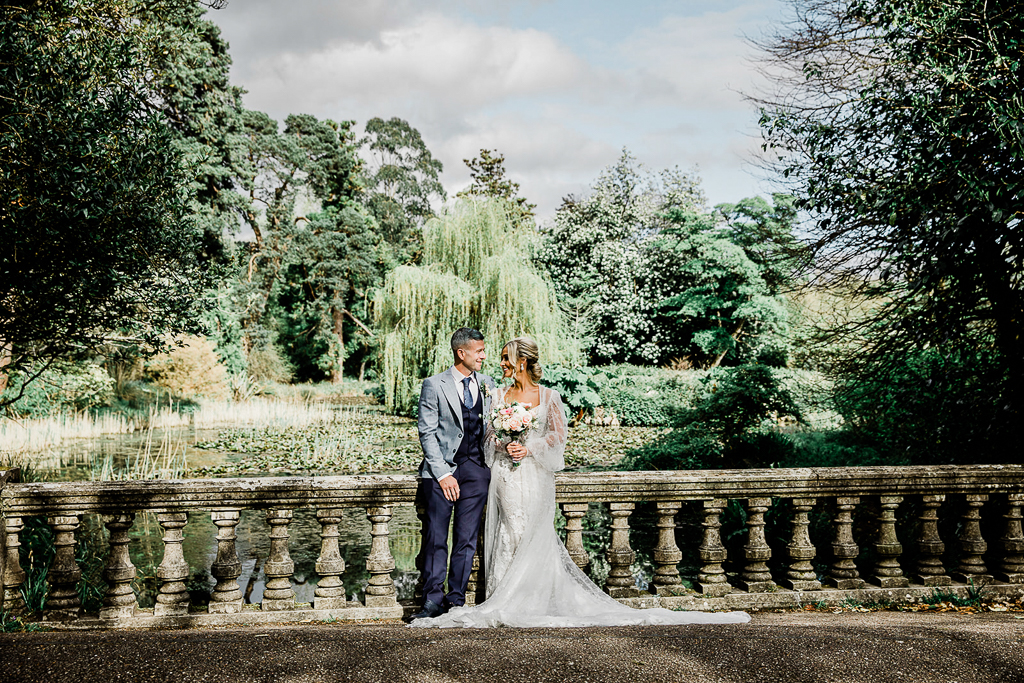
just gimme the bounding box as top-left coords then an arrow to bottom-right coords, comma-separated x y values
540,365 -> 609,422
833,348 -> 1014,465
0,0 -> 212,403
758,0 -> 1024,434
602,384 -> 673,428
140,2 -> 250,264
624,365 -> 803,470
781,431 -> 895,468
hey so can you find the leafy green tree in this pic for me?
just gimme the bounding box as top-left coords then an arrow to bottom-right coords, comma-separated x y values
138,1 -> 250,264
457,149 -> 536,222
231,113 -> 380,382
375,198 -> 576,414
653,206 -> 790,367
539,151 -> 792,366
360,117 -> 445,264
0,0 -> 211,401
756,0 -> 1024,446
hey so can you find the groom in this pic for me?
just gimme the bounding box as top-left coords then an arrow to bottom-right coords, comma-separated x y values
411,327 -> 494,620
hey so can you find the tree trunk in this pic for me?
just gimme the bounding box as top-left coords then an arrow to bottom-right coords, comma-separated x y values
711,320 -> 745,368
330,306 -> 345,384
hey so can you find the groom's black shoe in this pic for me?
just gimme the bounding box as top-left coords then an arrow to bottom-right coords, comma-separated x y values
411,599 -> 445,620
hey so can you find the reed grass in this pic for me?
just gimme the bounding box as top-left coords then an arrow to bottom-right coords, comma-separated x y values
96,427 -> 189,480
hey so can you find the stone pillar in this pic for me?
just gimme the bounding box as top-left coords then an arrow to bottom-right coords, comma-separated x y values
652,502 -> 684,596
604,502 -> 639,598
414,501 -> 427,603
869,496 -> 909,588
313,508 -> 346,610
781,498 -> 821,591
951,494 -> 992,586
738,498 -> 776,592
155,512 -> 190,616
364,506 -> 398,608
44,515 -> 82,619
914,494 -> 951,586
466,516 -> 485,607
2,516 -> 26,615
262,509 -> 296,611
100,513 -> 137,621
996,494 -> 1024,584
697,499 -> 730,596
209,509 -> 244,614
826,497 -> 864,589
560,503 -> 590,574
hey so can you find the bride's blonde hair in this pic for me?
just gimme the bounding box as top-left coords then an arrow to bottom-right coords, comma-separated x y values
504,336 -> 542,383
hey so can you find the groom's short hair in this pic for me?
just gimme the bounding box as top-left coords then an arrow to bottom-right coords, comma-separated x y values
451,327 -> 484,354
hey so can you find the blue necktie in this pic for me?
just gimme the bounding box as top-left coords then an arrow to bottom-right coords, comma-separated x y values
462,377 -> 472,408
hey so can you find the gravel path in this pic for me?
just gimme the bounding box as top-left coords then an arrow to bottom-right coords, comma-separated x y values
1,611 -> 1021,683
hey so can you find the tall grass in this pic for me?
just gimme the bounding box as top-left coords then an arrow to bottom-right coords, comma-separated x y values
0,397 -> 360,457
96,427 -> 189,480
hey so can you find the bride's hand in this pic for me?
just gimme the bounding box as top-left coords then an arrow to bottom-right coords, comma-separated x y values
507,442 -> 527,462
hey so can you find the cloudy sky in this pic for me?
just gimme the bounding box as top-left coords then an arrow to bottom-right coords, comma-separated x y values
208,0 -> 790,220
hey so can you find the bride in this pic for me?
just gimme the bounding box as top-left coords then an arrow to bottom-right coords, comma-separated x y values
411,336 -> 750,628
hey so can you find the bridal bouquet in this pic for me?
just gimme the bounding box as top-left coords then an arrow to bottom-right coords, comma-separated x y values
489,401 -> 535,468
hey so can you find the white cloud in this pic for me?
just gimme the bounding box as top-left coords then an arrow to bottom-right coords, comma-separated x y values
208,1 -> 786,217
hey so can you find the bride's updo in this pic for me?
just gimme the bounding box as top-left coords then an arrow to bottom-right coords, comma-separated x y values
504,336 -> 542,383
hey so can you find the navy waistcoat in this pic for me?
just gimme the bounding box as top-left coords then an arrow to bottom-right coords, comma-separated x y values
455,387 -> 484,466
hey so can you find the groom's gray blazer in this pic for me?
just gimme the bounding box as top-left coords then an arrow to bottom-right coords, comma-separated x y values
417,370 -> 495,480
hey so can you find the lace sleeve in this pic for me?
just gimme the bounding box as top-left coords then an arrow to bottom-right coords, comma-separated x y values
483,385 -> 503,467
525,388 -> 567,472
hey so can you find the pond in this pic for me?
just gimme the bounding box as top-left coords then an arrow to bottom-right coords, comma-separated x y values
9,415 -> 682,612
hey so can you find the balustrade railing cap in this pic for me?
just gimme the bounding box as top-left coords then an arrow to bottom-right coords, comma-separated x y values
2,465 -> 1022,516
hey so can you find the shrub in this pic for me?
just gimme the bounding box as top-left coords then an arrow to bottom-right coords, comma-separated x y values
247,344 -> 294,384
145,336 -> 229,400
624,364 -> 803,470
541,365 -> 610,422
1,362 -> 114,417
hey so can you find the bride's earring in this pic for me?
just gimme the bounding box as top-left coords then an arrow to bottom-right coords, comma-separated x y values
519,363 -> 524,372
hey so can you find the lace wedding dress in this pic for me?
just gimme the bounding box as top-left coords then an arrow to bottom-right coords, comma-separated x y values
411,386 -> 750,629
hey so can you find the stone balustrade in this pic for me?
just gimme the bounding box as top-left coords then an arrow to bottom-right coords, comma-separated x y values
1,464 -> 1023,628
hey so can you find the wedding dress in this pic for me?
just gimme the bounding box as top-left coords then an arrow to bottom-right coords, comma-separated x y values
410,386 -> 750,628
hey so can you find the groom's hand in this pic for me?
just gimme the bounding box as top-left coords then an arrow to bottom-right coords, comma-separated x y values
439,476 -> 460,502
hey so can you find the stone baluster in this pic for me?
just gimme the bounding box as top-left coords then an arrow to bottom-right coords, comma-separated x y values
364,506 -> 398,608
870,496 -> 909,588
697,499 -> 730,596
914,494 -> 950,586
996,494 -> 1024,584
209,509 -> 243,614
262,509 -> 296,611
313,508 -> 346,610
414,501 -> 427,603
466,521 -> 484,606
738,498 -> 776,592
826,497 -> 864,589
951,494 -> 992,586
652,502 -> 684,596
45,515 -> 82,619
2,516 -> 26,614
781,498 -> 821,591
100,513 -> 137,621
155,512 -> 190,616
560,503 -> 590,574
604,503 -> 639,598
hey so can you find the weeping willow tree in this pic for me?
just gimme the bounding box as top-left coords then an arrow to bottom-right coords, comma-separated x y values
375,198 -> 577,413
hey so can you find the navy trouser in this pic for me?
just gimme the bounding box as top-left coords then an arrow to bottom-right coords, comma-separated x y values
417,458 -> 490,607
